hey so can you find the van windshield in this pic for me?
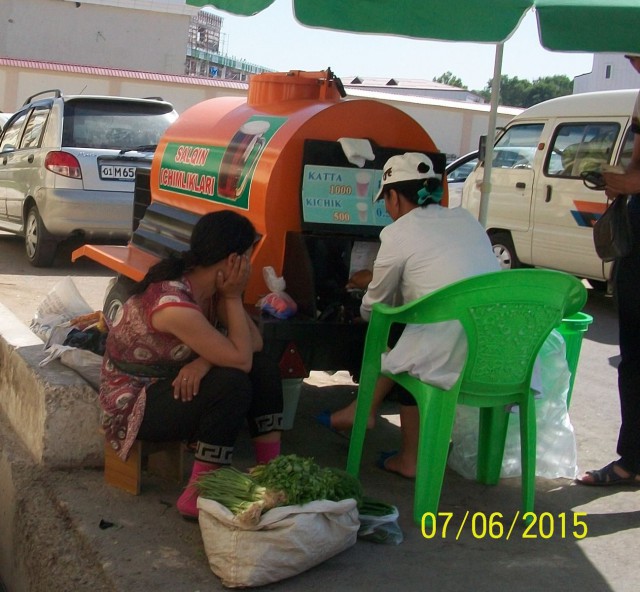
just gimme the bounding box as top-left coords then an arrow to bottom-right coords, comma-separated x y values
495,124 -> 544,149
62,99 -> 177,150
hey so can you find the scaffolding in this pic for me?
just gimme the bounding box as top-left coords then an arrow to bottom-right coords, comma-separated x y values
185,10 -> 271,82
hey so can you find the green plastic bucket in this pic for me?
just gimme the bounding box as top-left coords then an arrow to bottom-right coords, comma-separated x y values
556,312 -> 594,407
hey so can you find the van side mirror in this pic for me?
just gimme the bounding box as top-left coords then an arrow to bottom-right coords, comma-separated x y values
478,135 -> 486,162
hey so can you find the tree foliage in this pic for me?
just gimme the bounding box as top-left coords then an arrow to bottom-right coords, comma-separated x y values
472,74 -> 573,107
433,71 -> 467,89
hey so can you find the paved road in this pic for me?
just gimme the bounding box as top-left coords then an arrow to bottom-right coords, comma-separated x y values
0,232 -> 114,325
2,229 -> 638,591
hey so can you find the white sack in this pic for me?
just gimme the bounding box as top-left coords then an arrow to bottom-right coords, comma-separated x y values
198,497 -> 359,588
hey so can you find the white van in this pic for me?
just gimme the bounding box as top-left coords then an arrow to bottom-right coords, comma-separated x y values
461,89 -> 637,284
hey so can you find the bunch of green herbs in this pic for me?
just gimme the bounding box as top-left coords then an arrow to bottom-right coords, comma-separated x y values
249,454 -> 363,506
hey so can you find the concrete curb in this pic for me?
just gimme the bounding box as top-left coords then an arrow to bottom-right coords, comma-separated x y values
0,415 -> 114,592
0,302 -> 102,468
0,307 -> 112,591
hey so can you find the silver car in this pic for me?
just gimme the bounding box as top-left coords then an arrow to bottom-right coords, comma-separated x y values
0,91 -> 178,266
445,151 -> 478,208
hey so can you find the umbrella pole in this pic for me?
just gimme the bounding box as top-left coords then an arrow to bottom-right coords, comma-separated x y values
479,42 -> 504,228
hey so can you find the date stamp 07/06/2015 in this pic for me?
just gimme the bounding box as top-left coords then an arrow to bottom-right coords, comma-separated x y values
420,511 -> 588,541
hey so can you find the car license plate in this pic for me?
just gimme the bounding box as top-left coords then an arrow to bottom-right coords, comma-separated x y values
100,164 -> 137,180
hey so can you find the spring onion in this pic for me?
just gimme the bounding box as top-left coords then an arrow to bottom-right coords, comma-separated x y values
358,496 -> 397,517
196,466 -> 286,526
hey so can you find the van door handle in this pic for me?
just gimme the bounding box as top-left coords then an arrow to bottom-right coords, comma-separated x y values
516,182 -> 526,189
1,157 -> 6,165
27,154 -> 34,163
545,186 -> 552,202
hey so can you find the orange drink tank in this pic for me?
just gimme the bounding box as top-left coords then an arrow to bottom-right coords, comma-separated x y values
74,69 -> 445,377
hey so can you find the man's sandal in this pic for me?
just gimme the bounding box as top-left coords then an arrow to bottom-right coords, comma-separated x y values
577,461 -> 640,486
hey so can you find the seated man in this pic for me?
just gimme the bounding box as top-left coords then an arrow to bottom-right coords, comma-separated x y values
318,152 -> 499,478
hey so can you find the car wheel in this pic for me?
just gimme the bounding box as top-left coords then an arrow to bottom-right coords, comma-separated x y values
25,206 -> 57,267
490,231 -> 520,270
103,276 -> 137,323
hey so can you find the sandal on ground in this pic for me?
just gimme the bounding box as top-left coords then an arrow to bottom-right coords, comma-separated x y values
314,410 -> 350,439
577,461 -> 640,487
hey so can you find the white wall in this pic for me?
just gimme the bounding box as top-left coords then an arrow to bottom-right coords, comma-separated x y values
346,90 -> 522,160
0,60 -> 248,114
1,0 -> 191,75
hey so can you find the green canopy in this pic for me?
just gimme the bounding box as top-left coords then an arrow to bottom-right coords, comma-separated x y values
186,1 -> 533,41
187,0 -> 640,53
535,0 -> 640,54
292,0 -> 533,43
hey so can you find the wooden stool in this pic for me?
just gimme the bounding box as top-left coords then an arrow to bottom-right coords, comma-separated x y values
104,440 -> 187,495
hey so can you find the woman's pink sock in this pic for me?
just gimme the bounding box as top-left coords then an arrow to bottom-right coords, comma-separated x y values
253,441 -> 281,464
177,459 -> 218,519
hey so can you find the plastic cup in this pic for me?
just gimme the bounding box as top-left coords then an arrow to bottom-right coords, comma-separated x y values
356,201 -> 368,222
356,172 -> 371,197
556,311 -> 593,408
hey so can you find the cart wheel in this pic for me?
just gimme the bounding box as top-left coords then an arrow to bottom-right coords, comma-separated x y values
103,276 -> 137,322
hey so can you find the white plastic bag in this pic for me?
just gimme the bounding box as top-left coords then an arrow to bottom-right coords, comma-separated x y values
448,330 -> 578,480
30,277 -> 93,343
39,344 -> 103,390
198,497 -> 359,588
358,505 -> 403,545
256,266 -> 297,319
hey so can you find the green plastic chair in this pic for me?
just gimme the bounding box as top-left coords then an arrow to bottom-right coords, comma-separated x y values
346,269 -> 587,524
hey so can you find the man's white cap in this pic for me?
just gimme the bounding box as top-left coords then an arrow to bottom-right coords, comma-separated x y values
624,53 -> 640,59
373,152 -> 441,202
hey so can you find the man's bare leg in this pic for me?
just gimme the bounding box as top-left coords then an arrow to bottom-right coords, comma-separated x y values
329,375 -> 395,431
380,404 -> 419,478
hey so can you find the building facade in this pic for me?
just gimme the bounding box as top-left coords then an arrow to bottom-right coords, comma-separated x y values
574,53 -> 640,94
1,0 -> 194,75
1,1 -> 271,86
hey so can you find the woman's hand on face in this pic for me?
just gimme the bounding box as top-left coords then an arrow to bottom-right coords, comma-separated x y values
216,253 -> 251,300
172,357 -> 212,402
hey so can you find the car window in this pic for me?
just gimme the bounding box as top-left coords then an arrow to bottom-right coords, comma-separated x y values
493,124 -> 543,169
447,160 -> 477,182
20,107 -> 50,149
0,111 -> 28,152
492,147 -> 536,169
62,99 -> 177,150
545,122 -> 620,178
